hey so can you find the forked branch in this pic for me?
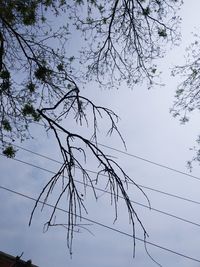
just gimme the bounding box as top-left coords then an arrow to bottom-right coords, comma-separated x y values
29,88 -> 150,255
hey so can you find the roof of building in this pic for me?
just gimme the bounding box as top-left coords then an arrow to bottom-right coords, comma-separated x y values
0,251 -> 38,267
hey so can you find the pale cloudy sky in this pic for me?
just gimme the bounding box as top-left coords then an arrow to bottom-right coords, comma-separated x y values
1,1 -> 200,267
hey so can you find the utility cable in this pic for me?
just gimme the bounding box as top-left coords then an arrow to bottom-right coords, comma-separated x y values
1,153 -> 200,228
98,143 -> 200,182
4,143 -> 200,206
33,121 -> 200,182
1,184 -> 200,264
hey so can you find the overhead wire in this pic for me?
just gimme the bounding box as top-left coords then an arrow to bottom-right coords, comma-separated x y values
33,121 -> 200,182
4,143 -> 200,206
1,124 -> 200,264
98,143 -> 200,182
1,152 -> 200,228
1,184 -> 200,264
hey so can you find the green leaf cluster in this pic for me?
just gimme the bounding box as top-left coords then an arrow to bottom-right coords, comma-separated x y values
3,145 -> 16,158
158,28 -> 167,38
26,82 -> 36,93
22,104 -> 40,121
0,70 -> 10,92
34,66 -> 52,82
2,119 -> 12,131
0,1 -> 37,25
0,70 -> 10,79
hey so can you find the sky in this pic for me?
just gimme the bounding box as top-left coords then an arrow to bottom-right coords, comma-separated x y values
1,1 -> 200,267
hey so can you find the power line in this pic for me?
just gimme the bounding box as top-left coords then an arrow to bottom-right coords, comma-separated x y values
33,121 -> 200,182
5,143 -> 200,206
1,153 -> 200,229
98,143 -> 200,182
137,184 -> 200,206
1,184 -> 200,264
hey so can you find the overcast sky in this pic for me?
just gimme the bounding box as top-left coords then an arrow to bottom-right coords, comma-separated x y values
1,1 -> 200,267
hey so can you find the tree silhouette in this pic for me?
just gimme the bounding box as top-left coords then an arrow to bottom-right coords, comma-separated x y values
171,33 -> 200,169
0,0 -> 182,254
